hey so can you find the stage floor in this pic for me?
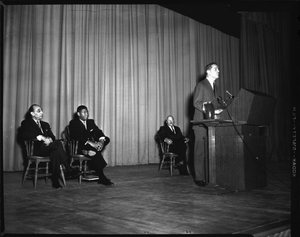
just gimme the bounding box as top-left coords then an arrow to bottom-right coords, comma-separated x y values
3,161 -> 291,235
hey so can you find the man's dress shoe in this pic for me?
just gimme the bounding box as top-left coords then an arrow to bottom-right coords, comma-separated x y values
178,165 -> 189,175
52,180 -> 62,189
53,183 -> 62,189
65,168 -> 80,180
98,179 -> 114,186
180,171 -> 189,176
195,180 -> 206,187
174,161 -> 184,169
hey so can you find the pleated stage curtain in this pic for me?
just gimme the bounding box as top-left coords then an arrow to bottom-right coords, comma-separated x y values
240,12 -> 291,160
3,4 -> 239,171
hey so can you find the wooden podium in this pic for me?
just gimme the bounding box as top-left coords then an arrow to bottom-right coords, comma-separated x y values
192,88 -> 276,191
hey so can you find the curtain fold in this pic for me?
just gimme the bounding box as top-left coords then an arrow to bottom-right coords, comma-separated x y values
240,12 -> 291,160
3,4 -> 239,171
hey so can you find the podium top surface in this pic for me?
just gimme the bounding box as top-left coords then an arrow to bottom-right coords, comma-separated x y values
191,119 -> 247,126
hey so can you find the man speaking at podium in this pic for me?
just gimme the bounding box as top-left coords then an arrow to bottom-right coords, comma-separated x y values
192,62 -> 223,187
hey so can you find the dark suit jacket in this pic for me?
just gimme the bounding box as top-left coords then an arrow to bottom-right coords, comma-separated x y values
69,118 -> 110,154
193,78 -> 221,121
157,124 -> 185,143
21,118 -> 56,154
157,124 -> 187,154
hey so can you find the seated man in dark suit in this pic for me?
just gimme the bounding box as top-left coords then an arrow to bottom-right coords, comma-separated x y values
21,104 -> 79,189
157,115 -> 189,175
69,105 -> 113,186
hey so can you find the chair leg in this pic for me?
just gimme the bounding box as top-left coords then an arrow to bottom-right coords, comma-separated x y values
70,158 -> 74,167
159,157 -> 165,172
83,161 -> 87,173
22,161 -> 31,185
79,160 -> 83,184
170,157 -> 173,176
83,161 -> 89,177
186,163 -> 190,174
60,165 -> 66,186
45,162 -> 49,183
34,161 -> 39,189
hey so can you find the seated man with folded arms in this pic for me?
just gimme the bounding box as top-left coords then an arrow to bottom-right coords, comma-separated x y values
21,104 -> 79,189
69,105 -> 114,186
157,115 -> 189,175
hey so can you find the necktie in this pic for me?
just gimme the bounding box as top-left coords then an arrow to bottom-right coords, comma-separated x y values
213,83 -> 216,95
37,121 -> 43,133
172,126 -> 176,134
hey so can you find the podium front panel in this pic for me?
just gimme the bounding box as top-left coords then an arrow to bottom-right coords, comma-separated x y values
215,125 -> 267,191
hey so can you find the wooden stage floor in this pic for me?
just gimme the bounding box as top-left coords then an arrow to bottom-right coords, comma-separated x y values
3,161 -> 291,235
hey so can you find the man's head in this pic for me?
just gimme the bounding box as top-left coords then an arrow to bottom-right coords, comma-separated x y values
165,115 -> 175,127
77,105 -> 89,121
29,104 -> 43,121
205,62 -> 219,80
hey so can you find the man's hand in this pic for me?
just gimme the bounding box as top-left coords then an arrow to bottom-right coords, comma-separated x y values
36,135 -> 46,141
202,102 -> 208,111
44,137 -> 53,146
214,109 -> 223,115
96,141 -> 104,151
37,135 -> 53,146
87,140 -> 103,151
164,138 -> 173,145
184,137 -> 189,143
99,137 -> 106,142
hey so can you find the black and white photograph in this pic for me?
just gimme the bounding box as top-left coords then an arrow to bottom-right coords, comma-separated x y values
1,0 -> 299,236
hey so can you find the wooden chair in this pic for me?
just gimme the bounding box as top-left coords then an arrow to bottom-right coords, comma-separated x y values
158,139 -> 178,176
22,140 -> 66,188
64,125 -> 98,184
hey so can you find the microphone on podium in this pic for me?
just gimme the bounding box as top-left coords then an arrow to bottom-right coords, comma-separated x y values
226,90 -> 235,99
217,96 -> 228,108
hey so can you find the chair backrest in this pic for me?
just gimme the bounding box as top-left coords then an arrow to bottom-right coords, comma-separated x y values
63,125 -> 79,156
155,134 -> 170,154
159,140 -> 170,153
24,140 -> 34,156
67,139 -> 79,156
64,125 -> 71,140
